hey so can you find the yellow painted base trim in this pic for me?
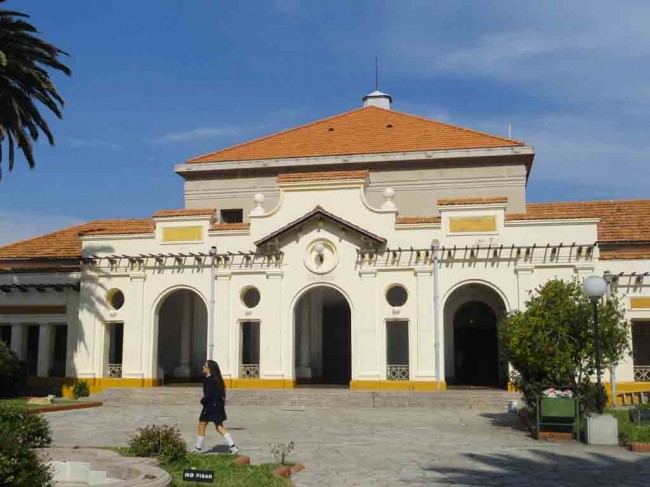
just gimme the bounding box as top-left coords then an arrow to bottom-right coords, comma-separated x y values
349,380 -> 446,391
27,377 -> 162,398
226,379 -> 295,389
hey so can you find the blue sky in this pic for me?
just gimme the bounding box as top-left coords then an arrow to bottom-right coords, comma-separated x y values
1,1 -> 648,244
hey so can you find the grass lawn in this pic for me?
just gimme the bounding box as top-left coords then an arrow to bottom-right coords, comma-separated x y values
113,448 -> 289,486
164,454 -> 289,487
0,398 -> 78,409
607,408 -> 650,444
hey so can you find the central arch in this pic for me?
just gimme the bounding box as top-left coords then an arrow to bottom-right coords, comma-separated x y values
293,284 -> 352,386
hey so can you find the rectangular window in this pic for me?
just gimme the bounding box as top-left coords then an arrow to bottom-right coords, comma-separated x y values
240,321 -> 260,378
386,320 -> 409,381
107,322 -> 124,378
632,321 -> 650,382
220,209 -> 244,224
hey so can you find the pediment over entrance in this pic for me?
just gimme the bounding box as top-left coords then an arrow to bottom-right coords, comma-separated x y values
254,206 -> 386,252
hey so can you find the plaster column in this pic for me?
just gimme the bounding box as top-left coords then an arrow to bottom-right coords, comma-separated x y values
10,324 -> 26,360
37,323 -> 52,377
515,264 -> 535,310
415,268 -> 435,381
126,273 -> 145,379
174,292 -> 193,378
296,297 -> 312,378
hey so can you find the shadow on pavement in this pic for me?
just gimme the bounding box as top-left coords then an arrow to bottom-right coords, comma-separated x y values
424,449 -> 650,485
480,412 -> 531,435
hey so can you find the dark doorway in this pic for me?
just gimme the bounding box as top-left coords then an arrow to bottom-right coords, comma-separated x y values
50,325 -> 68,377
453,301 -> 500,387
26,325 -> 39,377
321,303 -> 351,384
0,325 -> 11,347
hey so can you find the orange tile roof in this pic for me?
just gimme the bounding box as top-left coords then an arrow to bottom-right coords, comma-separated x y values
277,170 -> 369,183
0,219 -> 154,259
210,223 -> 250,231
396,216 -> 441,225
188,106 -> 523,164
154,208 -> 216,218
438,197 -> 508,206
506,200 -> 650,243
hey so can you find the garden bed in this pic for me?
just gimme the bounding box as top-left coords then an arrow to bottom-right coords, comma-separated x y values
115,447 -> 294,486
606,408 -> 650,452
0,398 -> 102,414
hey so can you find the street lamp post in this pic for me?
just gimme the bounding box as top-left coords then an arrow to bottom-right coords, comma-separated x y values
583,275 -> 608,414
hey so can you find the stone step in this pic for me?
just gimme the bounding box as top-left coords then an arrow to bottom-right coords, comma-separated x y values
94,387 -> 519,410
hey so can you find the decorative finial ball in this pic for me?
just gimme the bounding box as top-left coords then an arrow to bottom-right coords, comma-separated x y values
253,193 -> 265,205
314,242 -> 326,255
383,187 -> 395,199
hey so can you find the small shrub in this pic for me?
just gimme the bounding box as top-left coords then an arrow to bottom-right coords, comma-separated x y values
73,380 -> 90,399
0,404 -> 52,448
127,424 -> 187,463
0,340 -> 26,397
268,441 -> 294,465
0,423 -> 54,487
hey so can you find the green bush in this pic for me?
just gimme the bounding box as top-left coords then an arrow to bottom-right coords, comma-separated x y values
73,380 -> 90,399
0,404 -> 52,448
499,279 -> 629,413
127,424 -> 187,463
0,422 -> 54,487
0,340 -> 26,397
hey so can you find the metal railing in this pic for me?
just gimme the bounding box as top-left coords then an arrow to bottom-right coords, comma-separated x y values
386,364 -> 409,381
634,366 -> 650,382
239,364 -> 260,379
107,363 -> 123,378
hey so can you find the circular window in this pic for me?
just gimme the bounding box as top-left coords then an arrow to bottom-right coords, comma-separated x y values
106,289 -> 125,310
241,287 -> 261,308
386,285 -> 408,307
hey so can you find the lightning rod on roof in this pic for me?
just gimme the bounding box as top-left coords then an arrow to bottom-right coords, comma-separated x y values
375,56 -> 379,91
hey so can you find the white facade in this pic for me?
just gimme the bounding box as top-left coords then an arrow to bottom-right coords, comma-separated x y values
1,97 -> 649,394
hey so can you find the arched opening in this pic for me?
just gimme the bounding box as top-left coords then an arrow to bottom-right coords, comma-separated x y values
444,282 -> 508,388
294,286 -> 351,386
156,288 -> 207,382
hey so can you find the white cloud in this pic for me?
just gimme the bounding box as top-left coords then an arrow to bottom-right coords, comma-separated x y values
0,211 -> 84,246
64,138 -> 123,151
152,127 -> 242,145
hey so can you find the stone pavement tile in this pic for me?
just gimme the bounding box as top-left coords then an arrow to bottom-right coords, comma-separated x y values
46,402 -> 650,486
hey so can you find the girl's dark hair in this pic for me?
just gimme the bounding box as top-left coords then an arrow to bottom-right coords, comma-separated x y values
206,359 -> 226,396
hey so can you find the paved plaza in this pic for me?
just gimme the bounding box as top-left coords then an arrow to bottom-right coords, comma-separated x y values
46,395 -> 650,486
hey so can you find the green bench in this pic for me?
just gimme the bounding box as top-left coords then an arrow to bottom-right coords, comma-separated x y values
536,396 -> 579,437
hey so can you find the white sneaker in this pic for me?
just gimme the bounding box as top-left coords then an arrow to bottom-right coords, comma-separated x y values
229,444 -> 239,455
191,447 -> 203,454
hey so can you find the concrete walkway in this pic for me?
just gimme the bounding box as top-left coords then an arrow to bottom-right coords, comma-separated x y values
46,398 -> 650,486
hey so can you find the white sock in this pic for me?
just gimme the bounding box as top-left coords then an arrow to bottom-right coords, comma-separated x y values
195,436 -> 205,449
224,433 -> 234,447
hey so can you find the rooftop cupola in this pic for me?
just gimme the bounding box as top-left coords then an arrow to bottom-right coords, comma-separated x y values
362,90 -> 392,110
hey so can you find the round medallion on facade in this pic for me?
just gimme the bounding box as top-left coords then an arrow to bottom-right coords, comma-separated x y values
304,239 -> 338,274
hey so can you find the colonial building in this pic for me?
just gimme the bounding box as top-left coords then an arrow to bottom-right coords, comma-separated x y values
0,91 -> 648,396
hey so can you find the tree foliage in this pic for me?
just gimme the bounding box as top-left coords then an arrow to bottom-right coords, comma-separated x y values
0,339 -> 25,396
0,0 -> 71,177
499,278 -> 630,411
